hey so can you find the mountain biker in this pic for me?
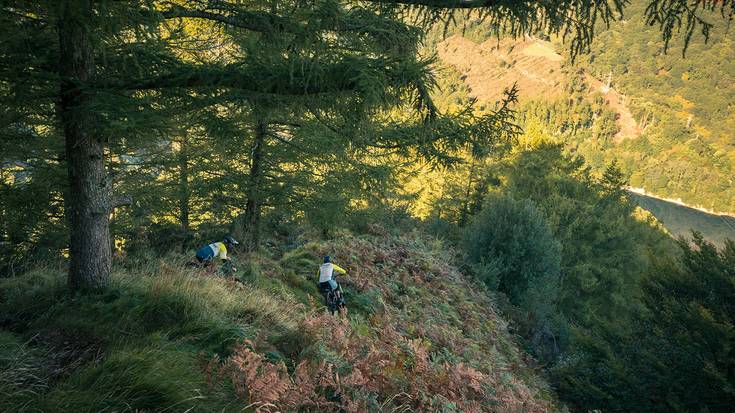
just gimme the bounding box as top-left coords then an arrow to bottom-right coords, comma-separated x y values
318,256 -> 347,311
195,236 -> 239,273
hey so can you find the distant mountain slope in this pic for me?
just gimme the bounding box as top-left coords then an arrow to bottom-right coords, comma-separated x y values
437,35 -> 640,142
437,35 -> 565,102
433,29 -> 735,245
577,1 -> 735,213
433,9 -> 735,213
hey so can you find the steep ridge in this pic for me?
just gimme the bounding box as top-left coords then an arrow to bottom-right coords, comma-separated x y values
0,233 -> 557,412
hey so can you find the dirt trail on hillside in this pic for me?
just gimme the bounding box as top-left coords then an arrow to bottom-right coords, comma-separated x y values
438,35 -> 640,141
584,74 -> 640,141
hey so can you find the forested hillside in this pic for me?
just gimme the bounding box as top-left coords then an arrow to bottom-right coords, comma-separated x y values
431,0 -> 735,214
578,0 -> 735,212
2,1 -> 735,412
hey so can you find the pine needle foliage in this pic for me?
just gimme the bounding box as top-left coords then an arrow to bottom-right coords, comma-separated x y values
3,0 -> 729,287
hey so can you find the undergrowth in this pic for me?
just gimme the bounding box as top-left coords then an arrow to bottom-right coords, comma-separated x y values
0,232 -> 558,412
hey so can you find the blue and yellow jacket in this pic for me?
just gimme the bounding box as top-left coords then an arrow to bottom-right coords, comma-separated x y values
196,242 -> 228,261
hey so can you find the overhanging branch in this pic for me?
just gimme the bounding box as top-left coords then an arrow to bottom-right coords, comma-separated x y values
95,57 -> 426,101
111,194 -> 133,210
160,4 -> 294,33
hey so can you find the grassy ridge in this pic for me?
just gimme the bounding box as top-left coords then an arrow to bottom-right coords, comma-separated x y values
0,233 -> 557,412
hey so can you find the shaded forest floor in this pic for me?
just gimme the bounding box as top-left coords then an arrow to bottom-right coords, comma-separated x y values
0,232 -> 558,412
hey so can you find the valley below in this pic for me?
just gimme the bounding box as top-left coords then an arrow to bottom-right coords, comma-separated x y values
436,34 -> 735,246
628,189 -> 735,247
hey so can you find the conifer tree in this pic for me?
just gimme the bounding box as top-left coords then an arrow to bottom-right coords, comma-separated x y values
2,0 -> 731,290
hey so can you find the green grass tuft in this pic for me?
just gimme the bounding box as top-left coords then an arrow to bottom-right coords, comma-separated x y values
0,234 -> 558,412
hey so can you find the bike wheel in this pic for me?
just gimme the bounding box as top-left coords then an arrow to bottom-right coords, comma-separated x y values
333,290 -> 345,314
325,291 -> 336,314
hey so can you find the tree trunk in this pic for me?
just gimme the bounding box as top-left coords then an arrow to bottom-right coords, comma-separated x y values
177,138 -> 191,231
242,117 -> 266,252
59,0 -> 111,291
458,158 -> 476,227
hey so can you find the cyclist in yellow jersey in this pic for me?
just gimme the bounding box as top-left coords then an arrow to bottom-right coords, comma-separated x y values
318,255 -> 347,292
318,256 -> 349,314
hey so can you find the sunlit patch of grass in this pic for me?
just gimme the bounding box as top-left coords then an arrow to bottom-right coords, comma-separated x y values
0,259 -> 307,412
38,342 -> 239,413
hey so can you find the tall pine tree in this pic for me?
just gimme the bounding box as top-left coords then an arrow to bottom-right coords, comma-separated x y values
2,0 -> 730,290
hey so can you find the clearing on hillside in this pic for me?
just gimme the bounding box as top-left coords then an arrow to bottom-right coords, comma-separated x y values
437,35 -> 565,102
437,35 -> 640,141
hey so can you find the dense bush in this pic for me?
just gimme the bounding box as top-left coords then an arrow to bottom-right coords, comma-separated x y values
551,235 -> 735,413
463,193 -> 561,304
634,235 -> 735,412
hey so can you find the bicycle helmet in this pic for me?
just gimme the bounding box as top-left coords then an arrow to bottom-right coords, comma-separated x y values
323,255 -> 331,263
224,235 -> 239,246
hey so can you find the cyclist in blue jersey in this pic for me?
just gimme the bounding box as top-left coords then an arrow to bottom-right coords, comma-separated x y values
194,236 -> 239,272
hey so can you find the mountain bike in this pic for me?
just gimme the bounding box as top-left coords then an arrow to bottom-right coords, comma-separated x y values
185,258 -> 237,277
221,259 -> 237,277
322,284 -> 346,315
